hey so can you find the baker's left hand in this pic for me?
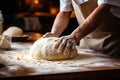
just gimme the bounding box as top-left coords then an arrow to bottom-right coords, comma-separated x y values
54,35 -> 77,55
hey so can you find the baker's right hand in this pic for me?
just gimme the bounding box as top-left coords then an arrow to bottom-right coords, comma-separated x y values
42,32 -> 59,38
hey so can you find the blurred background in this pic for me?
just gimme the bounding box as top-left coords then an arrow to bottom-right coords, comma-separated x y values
0,0 -> 78,36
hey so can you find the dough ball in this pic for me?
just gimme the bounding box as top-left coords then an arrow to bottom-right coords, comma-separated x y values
0,36 -> 11,49
2,26 -> 23,37
29,37 -> 78,60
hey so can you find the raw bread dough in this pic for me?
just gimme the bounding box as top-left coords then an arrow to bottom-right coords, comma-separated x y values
2,26 -> 23,37
0,36 -> 11,49
29,37 -> 78,60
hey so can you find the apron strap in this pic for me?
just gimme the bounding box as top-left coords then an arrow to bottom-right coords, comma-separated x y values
71,0 -> 97,25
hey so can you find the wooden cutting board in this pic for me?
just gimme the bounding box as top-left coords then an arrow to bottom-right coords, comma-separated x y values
0,42 -> 120,78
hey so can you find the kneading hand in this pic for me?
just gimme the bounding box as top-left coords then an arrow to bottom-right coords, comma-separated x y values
37,32 -> 58,41
54,35 -> 77,56
42,32 -> 58,38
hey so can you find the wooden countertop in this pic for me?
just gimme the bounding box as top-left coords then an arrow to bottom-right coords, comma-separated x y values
0,42 -> 120,80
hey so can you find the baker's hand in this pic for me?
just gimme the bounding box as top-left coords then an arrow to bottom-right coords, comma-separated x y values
55,35 -> 77,55
42,32 -> 58,38
37,32 -> 58,41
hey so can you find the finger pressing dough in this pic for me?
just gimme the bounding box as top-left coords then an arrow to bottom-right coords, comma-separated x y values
0,36 -> 11,49
2,26 -> 23,37
29,37 -> 78,60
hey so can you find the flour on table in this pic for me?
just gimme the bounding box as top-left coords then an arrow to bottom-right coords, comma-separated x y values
0,48 -> 112,77
0,50 -> 108,67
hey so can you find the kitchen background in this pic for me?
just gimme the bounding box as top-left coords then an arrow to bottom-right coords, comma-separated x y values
0,0 -> 78,36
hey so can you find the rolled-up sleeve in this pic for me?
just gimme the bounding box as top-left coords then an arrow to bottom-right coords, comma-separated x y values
98,0 -> 120,7
98,0 -> 108,4
60,0 -> 73,12
60,0 -> 89,12
98,0 -> 120,18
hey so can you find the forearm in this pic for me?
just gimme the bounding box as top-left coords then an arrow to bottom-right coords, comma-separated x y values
71,4 -> 111,42
51,12 -> 72,36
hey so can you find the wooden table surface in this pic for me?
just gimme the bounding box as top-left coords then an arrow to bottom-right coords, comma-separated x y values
0,42 -> 120,80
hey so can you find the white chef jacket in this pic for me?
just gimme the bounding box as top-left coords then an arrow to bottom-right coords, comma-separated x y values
60,0 -> 120,18
60,0 -> 89,11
